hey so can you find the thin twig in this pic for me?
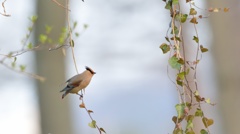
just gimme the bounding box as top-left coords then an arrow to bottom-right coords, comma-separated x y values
49,44 -> 70,51
0,0 -> 10,17
0,45 -> 41,63
66,0 -> 79,74
51,0 -> 71,11
1,62 -> 45,82
189,2 -> 211,134
177,3 -> 193,103
79,94 -> 103,134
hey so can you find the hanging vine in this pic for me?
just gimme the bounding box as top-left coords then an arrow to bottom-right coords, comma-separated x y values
160,0 -> 229,134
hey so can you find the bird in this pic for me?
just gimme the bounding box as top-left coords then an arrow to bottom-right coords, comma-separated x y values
60,66 -> 96,99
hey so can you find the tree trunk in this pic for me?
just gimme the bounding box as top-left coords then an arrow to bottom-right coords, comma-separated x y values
35,0 -> 73,134
208,1 -> 240,133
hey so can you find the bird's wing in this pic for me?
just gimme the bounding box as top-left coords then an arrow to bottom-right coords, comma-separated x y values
66,73 -> 84,83
60,85 -> 74,92
60,80 -> 82,92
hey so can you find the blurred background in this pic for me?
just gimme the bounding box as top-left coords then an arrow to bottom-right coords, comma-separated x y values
0,0 -> 238,134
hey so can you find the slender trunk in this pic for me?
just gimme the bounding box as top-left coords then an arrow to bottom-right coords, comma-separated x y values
208,1 -> 240,133
35,0 -> 73,134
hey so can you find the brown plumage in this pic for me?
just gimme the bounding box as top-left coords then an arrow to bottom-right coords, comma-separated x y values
60,66 -> 96,99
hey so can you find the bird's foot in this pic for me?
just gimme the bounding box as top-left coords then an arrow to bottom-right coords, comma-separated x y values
77,93 -> 83,100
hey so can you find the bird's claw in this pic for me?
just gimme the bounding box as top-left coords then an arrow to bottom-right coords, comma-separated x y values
77,93 -> 83,100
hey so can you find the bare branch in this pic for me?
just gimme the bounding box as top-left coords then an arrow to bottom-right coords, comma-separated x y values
79,93 -> 104,134
51,0 -> 71,11
1,61 -> 45,82
1,0 -> 11,17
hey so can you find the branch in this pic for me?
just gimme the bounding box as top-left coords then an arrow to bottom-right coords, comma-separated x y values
0,61 -> 45,82
51,0 -> 71,11
79,93 -> 106,134
1,0 -> 11,17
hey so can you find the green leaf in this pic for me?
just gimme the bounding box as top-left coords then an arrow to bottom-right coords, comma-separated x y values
181,14 -> 188,23
171,26 -> 179,35
169,56 -> 182,70
83,24 -> 88,29
186,120 -> 193,129
70,39 -> 74,47
45,25 -> 52,34
165,37 -> 170,42
200,45 -> 208,53
11,57 -> 17,68
58,37 -> 64,45
29,15 -> 38,23
172,115 -> 185,124
39,34 -> 48,44
88,120 -> 96,128
165,1 -> 172,10
172,116 -> 177,124
47,38 -> 53,44
25,34 -> 30,39
160,43 -> 170,54
176,80 -> 183,86
205,98 -> 211,104
57,27 -> 68,45
175,36 -> 182,42
186,130 -> 195,134
195,108 -> 203,117
189,8 -> 197,15
13,57 -> 17,62
194,91 -> 199,96
186,115 -> 194,121
19,65 -> 26,72
177,72 -> 185,80
177,58 -> 184,65
172,0 -> 179,4
193,36 -> 199,43
202,117 -> 214,128
175,104 -> 185,118
194,91 -> 203,102
28,26 -> 33,32
7,52 -> 13,58
61,27 -> 67,33
176,14 -> 188,23
75,32 -> 79,37
11,62 -> 16,68
27,43 -> 33,49
173,128 -> 184,134
200,129 -> 208,134
73,21 -> 78,29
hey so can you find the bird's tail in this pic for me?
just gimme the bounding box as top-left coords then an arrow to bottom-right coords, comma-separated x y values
60,88 -> 65,92
60,85 -> 74,99
62,92 -> 68,99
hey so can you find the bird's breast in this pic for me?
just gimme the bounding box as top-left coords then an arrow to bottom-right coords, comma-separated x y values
69,78 -> 92,93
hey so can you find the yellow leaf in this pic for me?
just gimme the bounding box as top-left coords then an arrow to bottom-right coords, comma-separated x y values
88,110 -> 94,113
202,117 -> 214,128
100,128 -> 106,133
213,8 -> 219,12
224,8 -> 229,12
79,103 -> 85,108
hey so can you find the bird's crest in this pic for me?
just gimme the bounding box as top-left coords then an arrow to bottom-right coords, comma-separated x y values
85,66 -> 96,74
